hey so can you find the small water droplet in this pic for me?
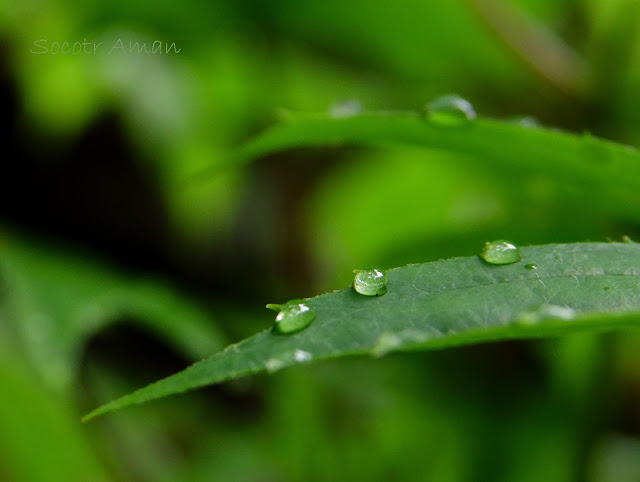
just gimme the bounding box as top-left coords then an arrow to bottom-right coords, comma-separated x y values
266,300 -> 316,334
509,115 -> 540,128
294,349 -> 312,362
353,269 -> 388,296
525,263 -> 538,270
373,332 -> 402,357
515,304 -> 576,325
372,329 -> 433,357
425,95 -> 476,126
329,99 -> 362,118
479,240 -> 521,265
265,357 -> 286,373
264,349 -> 313,374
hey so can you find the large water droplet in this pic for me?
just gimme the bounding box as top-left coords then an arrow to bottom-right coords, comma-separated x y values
266,300 -> 316,334
425,95 -> 476,126
479,240 -> 521,265
353,269 -> 387,296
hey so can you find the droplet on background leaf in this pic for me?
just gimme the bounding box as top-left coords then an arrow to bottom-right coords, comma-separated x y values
425,94 -> 476,126
329,99 -> 363,118
509,115 -> 540,128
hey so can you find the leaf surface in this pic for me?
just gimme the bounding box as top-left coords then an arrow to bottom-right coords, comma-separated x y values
84,242 -> 640,420
0,234 -> 226,391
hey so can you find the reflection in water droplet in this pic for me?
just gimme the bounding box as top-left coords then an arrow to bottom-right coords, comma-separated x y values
525,263 -> 538,270
425,95 -> 476,126
329,99 -> 362,118
479,240 -> 521,265
353,269 -> 388,296
266,300 -> 316,334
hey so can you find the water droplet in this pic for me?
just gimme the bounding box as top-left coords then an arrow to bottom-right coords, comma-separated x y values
264,349 -> 313,374
509,115 -> 540,128
479,240 -> 521,265
425,95 -> 476,126
525,263 -> 538,270
372,329 -> 432,357
353,269 -> 387,296
294,349 -> 312,362
373,332 -> 402,357
266,299 -> 316,334
265,357 -> 286,373
515,304 -> 576,325
329,99 -> 362,118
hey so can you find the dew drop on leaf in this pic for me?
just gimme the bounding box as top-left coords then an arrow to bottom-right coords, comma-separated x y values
294,349 -> 312,362
353,269 -> 388,296
525,263 -> 538,270
515,304 -> 576,325
479,240 -> 521,265
425,94 -> 476,126
264,357 -> 286,373
329,99 -> 362,118
510,115 -> 540,128
266,300 -> 316,334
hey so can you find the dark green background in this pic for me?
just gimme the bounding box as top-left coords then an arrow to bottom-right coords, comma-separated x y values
1,0 -> 639,480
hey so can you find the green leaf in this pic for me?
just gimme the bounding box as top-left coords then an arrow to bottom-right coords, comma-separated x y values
84,242 -> 640,421
0,350 -> 108,482
217,113 -> 640,219
0,234 -> 226,391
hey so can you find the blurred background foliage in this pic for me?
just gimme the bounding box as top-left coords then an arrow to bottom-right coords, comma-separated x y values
1,0 -> 640,480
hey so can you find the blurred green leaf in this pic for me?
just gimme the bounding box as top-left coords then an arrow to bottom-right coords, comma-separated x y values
0,352 -> 107,482
85,242 -> 640,420
223,112 -> 640,218
304,146 -> 620,289
0,234 -> 226,391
